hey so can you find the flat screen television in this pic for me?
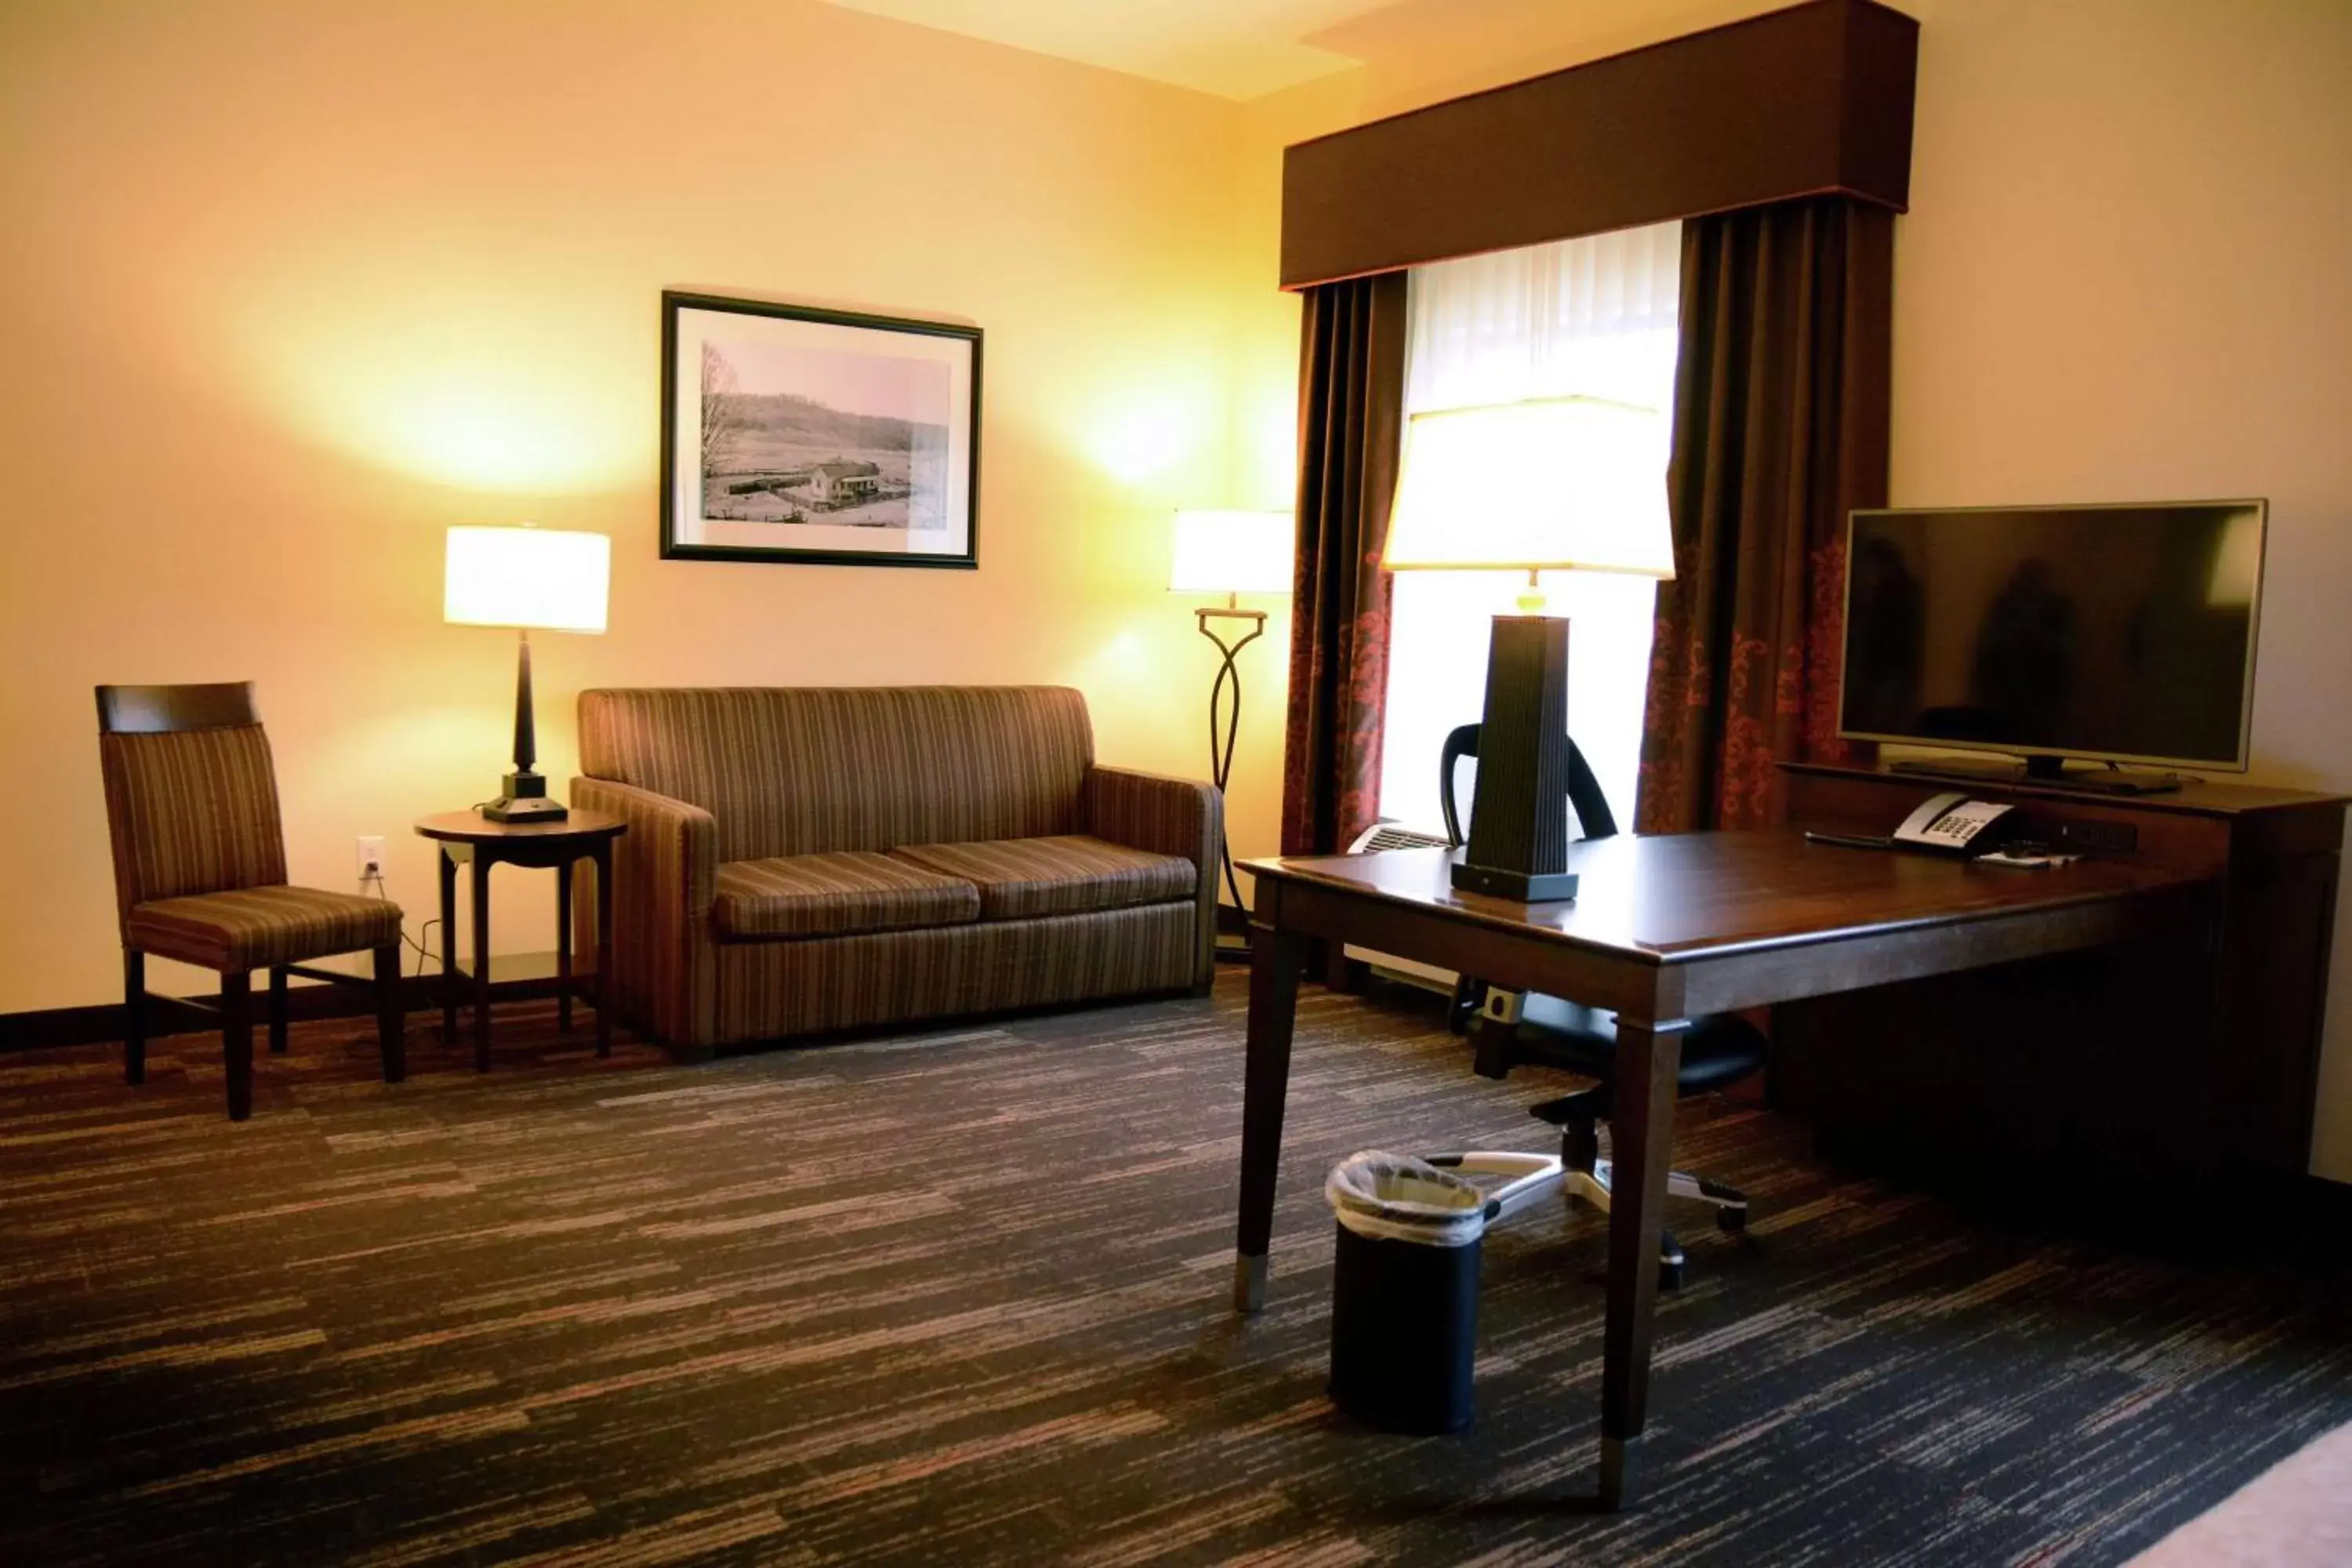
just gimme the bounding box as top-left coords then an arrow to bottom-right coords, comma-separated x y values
1838,499 -> 2267,789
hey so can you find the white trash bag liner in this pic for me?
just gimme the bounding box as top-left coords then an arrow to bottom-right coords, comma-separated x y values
1325,1149 -> 1563,1247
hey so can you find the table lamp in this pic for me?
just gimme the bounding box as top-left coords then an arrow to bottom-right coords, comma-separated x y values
1169,508 -> 1294,953
444,524 -> 612,822
1384,396 -> 1674,902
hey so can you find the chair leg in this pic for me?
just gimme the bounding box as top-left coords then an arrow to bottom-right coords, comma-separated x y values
221,971 -> 253,1122
1468,989 -> 1522,1080
1562,1116 -> 1602,1177
123,950 -> 147,1086
268,965 -> 290,1055
1560,1118 -> 1608,1210
374,943 -> 406,1085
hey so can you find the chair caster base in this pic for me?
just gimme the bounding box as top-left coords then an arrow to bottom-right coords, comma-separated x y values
1564,1152 -> 1746,1287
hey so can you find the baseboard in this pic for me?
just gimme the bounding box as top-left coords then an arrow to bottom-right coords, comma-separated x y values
0,952 -> 573,1054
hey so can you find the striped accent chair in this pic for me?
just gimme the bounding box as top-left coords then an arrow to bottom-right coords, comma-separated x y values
572,687 -> 1219,1054
96,683 -> 407,1120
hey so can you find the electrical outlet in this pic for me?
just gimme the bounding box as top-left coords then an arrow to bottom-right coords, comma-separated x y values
357,836 -> 386,880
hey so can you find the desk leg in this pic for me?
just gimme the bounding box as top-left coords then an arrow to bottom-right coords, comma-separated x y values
556,859 -> 575,1036
438,845 -> 459,1045
471,855 -> 492,1073
1599,1014 -> 1687,1509
592,846 -> 614,1061
1232,923 -> 1305,1313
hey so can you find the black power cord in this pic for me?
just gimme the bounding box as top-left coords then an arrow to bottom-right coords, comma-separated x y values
361,871 -> 445,979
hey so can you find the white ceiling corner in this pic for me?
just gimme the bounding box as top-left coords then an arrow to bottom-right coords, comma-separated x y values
815,0 -> 1400,100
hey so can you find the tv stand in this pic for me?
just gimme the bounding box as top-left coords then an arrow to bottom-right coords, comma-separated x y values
1888,753 -> 2184,796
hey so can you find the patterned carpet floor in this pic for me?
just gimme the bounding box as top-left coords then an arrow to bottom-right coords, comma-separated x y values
2,973 -> 2347,1567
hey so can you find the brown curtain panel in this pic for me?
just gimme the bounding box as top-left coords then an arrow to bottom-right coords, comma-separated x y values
1280,270 -> 1408,859
1636,197 -> 1894,833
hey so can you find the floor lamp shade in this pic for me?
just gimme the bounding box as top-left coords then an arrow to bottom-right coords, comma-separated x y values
1385,397 -> 1674,903
1169,510 -> 1294,597
444,526 -> 611,822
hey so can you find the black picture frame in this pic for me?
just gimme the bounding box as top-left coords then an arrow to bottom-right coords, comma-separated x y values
659,290 -> 982,569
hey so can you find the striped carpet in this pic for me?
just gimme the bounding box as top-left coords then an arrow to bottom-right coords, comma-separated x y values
2,974 -> 2347,1566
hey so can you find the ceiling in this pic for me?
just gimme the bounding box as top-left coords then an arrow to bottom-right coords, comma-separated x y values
814,0 -> 1399,100
815,0 -> 1814,107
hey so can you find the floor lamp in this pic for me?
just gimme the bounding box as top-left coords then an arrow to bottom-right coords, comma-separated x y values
1382,397 -> 1675,902
1170,509 -> 1294,958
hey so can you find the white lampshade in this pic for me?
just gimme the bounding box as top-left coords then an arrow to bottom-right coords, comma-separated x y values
1384,397 -> 1675,579
444,526 -> 611,633
1169,510 -> 1294,595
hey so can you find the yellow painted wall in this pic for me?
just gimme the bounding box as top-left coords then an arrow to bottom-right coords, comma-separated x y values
9,0 -> 2351,1185
0,0 -> 1290,1013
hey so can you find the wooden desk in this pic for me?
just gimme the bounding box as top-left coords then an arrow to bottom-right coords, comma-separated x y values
1232,832 -> 2212,1508
1781,764 -> 2345,1179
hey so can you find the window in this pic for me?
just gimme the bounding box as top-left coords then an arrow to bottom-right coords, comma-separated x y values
1378,223 -> 1682,836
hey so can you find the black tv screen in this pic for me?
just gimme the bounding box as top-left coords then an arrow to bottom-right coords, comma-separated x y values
1839,500 -> 2267,771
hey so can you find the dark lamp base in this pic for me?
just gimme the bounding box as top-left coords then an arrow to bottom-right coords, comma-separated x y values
1452,862 -> 1579,903
481,771 -> 567,824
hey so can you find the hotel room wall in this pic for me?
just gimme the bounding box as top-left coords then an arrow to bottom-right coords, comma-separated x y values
1892,0 -> 2352,1180
0,0 -> 1282,1015
1248,0 -> 2352,1178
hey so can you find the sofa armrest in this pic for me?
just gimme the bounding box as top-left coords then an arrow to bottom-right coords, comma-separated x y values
1080,765 -> 1221,986
571,777 -> 720,1050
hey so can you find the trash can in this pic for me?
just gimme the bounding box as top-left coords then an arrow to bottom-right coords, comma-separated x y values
1324,1149 -> 1563,1434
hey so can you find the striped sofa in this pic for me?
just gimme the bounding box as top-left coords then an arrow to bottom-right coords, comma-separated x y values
571,686 -> 1221,1054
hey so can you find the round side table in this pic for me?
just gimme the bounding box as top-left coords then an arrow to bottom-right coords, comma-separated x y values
414,811 -> 629,1069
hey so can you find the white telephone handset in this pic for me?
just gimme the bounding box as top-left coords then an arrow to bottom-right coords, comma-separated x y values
1892,791 -> 2016,853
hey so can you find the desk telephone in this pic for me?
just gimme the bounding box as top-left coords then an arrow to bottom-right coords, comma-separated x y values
1893,792 -> 2016,852
1806,791 -> 2077,865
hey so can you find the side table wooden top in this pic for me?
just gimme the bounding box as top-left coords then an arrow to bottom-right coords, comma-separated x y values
413,810 -> 629,845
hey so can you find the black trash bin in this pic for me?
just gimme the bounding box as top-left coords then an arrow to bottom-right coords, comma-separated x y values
1325,1150 -> 1562,1435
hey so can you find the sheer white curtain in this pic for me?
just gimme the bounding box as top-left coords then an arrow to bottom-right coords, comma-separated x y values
1378,222 -> 1682,836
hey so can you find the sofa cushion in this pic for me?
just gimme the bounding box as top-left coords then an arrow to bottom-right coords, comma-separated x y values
713,851 -> 980,940
890,836 -> 1195,920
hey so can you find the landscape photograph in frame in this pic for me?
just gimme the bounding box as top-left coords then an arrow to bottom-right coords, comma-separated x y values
661,292 -> 980,568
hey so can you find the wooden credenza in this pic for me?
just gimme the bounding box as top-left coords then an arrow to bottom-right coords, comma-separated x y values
1776,762 -> 2345,1181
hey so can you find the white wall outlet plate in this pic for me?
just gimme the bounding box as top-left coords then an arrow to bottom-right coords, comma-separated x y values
357,836 -> 386,880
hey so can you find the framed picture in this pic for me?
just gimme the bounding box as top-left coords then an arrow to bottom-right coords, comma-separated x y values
660,291 -> 981,568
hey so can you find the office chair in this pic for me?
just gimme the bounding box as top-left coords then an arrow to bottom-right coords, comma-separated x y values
1442,721 -> 1760,1289
97,683 -> 408,1120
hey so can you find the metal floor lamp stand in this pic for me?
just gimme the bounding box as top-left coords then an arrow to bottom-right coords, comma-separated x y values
1197,600 -> 1265,961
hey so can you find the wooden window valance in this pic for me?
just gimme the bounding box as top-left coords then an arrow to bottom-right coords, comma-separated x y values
1279,0 -> 1919,291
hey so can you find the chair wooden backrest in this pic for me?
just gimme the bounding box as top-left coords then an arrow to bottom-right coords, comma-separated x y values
94,683 -> 289,923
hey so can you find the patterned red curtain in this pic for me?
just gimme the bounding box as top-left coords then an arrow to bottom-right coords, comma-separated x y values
1637,198 -> 1894,833
1280,271 -> 1408,859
